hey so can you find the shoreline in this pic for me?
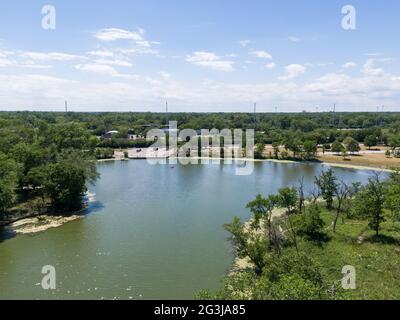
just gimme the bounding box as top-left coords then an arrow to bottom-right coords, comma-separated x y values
99,156 -> 396,172
0,192 -> 96,236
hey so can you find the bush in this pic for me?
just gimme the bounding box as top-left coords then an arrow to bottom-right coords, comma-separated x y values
296,204 -> 326,239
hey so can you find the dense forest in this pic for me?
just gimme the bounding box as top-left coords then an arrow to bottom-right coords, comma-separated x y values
1,111 -> 400,220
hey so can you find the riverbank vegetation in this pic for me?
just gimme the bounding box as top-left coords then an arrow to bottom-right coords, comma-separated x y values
0,116 -> 99,223
198,169 -> 400,300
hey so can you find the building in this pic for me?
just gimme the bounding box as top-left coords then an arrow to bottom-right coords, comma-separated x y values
127,129 -> 145,141
102,130 -> 119,139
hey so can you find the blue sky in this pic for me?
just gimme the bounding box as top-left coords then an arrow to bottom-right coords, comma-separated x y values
0,0 -> 400,112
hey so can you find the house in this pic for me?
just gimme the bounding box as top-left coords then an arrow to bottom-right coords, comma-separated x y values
127,129 -> 145,141
102,130 -> 119,139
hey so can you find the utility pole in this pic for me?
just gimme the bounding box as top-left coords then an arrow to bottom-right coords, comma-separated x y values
253,102 -> 257,128
332,103 -> 336,128
165,100 -> 169,126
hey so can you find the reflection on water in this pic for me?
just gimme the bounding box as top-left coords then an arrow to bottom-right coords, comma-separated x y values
0,160 -> 380,300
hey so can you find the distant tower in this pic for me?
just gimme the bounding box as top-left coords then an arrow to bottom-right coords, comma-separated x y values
253,102 -> 257,127
165,101 -> 169,126
65,100 -> 68,113
332,103 -> 336,128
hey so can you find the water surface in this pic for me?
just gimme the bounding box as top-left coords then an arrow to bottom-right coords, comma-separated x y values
0,161 -> 377,299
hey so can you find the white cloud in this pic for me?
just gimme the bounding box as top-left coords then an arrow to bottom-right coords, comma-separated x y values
186,51 -> 234,72
239,40 -> 251,47
362,59 -> 385,77
19,52 -> 85,61
94,28 -> 144,41
95,58 -> 133,67
342,61 -> 357,69
88,50 -> 114,58
265,62 -> 276,69
0,58 -> 16,67
75,63 -> 137,79
288,36 -> 301,42
159,71 -> 171,80
19,61 -> 52,69
93,28 -> 159,56
250,50 -> 272,59
279,64 -> 307,80
2,65 -> 400,112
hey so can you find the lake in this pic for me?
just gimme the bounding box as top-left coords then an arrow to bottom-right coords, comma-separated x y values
0,160 -> 378,300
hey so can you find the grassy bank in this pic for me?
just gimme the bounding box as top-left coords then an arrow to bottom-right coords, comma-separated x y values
288,209 -> 400,299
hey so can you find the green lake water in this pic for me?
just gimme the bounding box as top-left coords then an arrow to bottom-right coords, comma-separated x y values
0,160 -> 376,300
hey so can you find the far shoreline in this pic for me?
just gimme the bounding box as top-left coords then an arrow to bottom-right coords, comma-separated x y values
98,156 -> 396,173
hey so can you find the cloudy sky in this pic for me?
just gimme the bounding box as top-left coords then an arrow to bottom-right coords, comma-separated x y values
1,0 -> 400,112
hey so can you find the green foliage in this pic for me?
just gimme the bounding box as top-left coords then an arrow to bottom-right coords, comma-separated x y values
384,172 -> 400,222
315,169 -> 338,210
254,143 -> 265,159
343,137 -> 360,153
224,217 -> 268,273
296,204 -> 326,239
94,148 -> 115,160
302,140 -> 318,160
352,174 -> 385,236
277,187 -> 298,215
44,151 -> 99,212
203,251 -> 344,300
0,153 -> 18,212
332,140 -> 344,154
364,135 -> 377,149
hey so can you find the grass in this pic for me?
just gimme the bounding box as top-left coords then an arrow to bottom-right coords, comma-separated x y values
292,209 -> 400,299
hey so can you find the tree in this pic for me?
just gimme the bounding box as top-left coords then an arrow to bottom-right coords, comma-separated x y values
277,187 -> 299,252
297,203 -> 325,239
44,151 -> 99,211
49,122 -> 94,151
0,153 -> 18,213
302,140 -> 318,160
384,171 -> 400,222
11,142 -> 43,191
332,140 -> 344,154
333,181 -> 353,232
272,141 -> 280,159
344,137 -> 360,154
246,194 -> 280,253
223,217 -> 268,274
315,169 -> 338,210
284,137 -> 302,158
364,135 -> 377,150
353,174 -> 385,236
277,187 -> 298,216
254,143 -> 265,159
322,143 -> 331,154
